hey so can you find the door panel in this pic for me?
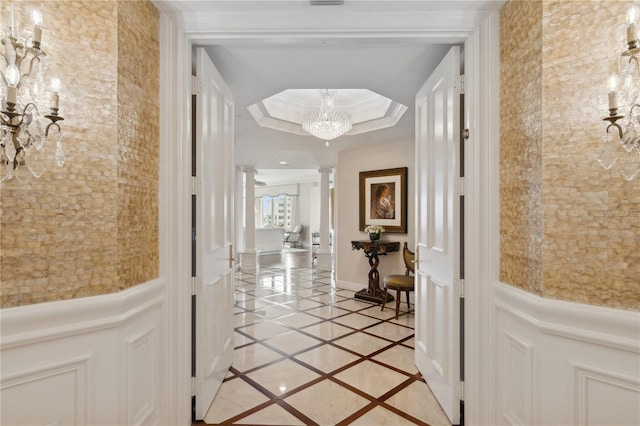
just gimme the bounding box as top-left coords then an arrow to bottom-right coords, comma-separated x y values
415,46 -> 461,425
194,48 -> 235,420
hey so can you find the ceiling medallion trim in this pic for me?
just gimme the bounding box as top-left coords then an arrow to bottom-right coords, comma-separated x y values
248,89 -> 407,138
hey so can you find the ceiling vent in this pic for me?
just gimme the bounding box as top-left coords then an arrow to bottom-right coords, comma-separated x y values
310,0 -> 344,5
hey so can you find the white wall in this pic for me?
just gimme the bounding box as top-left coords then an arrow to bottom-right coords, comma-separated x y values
335,138 -> 414,292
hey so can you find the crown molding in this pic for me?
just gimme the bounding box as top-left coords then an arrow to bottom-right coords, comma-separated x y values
179,10 -> 491,44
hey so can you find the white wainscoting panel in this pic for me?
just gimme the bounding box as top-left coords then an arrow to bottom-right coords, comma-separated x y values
1,279 -> 166,425
572,360 -> 640,426
493,281 -> 640,426
126,325 -> 159,425
499,330 -> 533,425
1,355 -> 90,426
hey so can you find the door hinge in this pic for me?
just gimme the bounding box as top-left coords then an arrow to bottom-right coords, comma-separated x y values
191,176 -> 201,196
463,128 -> 470,141
192,276 -> 201,296
457,381 -> 465,400
457,278 -> 465,298
456,177 -> 465,196
191,75 -> 201,96
456,74 -> 465,95
191,376 -> 198,396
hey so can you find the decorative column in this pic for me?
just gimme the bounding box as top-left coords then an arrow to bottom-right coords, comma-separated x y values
316,167 -> 332,271
241,167 -> 258,271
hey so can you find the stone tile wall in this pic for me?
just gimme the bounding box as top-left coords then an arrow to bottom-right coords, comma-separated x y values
0,1 -> 159,308
500,0 -> 544,296
501,0 -> 640,311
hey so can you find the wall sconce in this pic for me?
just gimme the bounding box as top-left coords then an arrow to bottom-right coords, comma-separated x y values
0,5 -> 64,183
600,3 -> 640,181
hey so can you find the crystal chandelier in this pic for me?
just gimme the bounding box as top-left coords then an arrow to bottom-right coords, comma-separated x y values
1,6 -> 64,183
600,4 -> 640,181
303,89 -> 352,143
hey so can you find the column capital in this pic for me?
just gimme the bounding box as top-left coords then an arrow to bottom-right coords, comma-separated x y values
318,167 -> 332,174
242,166 -> 257,174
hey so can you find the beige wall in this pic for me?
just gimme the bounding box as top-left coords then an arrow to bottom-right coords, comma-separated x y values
500,0 -> 640,311
0,1 -> 159,308
335,138 -> 414,289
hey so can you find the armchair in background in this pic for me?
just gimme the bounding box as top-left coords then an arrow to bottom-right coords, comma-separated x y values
283,224 -> 303,248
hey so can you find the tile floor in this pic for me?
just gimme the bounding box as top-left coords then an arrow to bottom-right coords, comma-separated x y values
202,265 -> 451,426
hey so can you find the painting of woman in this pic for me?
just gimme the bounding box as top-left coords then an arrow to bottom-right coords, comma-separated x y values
371,183 -> 395,219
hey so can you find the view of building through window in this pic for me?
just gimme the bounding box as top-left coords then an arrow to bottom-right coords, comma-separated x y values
258,195 -> 295,229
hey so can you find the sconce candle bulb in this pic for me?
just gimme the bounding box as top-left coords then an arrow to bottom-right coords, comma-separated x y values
31,9 -> 43,46
628,5 -> 639,41
50,77 -> 61,110
608,74 -> 619,110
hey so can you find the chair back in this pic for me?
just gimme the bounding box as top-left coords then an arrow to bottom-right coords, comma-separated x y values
402,242 -> 415,275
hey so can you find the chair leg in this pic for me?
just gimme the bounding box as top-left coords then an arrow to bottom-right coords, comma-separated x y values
406,291 -> 411,312
395,288 -> 401,319
381,285 -> 388,311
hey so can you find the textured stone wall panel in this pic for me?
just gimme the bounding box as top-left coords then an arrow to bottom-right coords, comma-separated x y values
116,0 -> 159,290
541,0 -> 639,311
500,0 -> 544,294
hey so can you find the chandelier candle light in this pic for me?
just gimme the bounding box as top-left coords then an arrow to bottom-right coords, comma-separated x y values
600,3 -> 640,181
303,89 -> 352,146
1,5 -> 64,182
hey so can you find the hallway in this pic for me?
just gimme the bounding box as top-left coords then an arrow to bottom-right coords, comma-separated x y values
201,253 -> 451,425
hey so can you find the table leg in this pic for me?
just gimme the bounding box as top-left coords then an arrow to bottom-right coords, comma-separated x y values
354,249 -> 394,304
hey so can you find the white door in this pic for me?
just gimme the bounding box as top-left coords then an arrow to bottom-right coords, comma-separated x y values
193,48 -> 235,420
414,46 -> 462,424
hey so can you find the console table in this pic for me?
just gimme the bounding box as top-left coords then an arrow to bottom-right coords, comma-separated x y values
351,240 -> 400,304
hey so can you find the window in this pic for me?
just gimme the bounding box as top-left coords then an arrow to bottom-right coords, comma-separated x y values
257,194 -> 297,229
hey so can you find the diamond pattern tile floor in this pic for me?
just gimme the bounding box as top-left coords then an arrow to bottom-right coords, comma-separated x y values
202,264 -> 450,425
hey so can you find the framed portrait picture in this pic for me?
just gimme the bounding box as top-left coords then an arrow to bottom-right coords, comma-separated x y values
359,167 -> 408,233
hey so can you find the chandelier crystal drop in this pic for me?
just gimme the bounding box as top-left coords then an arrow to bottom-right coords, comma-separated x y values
600,4 -> 640,181
303,89 -> 352,141
0,5 -> 64,183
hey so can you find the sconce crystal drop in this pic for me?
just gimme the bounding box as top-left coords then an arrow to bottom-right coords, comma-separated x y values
0,5 -> 64,183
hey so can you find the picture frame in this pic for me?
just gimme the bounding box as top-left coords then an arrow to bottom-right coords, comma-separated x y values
359,167 -> 408,233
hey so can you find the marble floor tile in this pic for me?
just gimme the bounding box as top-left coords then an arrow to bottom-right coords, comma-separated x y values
263,330 -> 322,354
349,405 -> 417,425
364,321 -> 415,342
294,344 -> 361,373
234,311 -> 264,327
284,379 -> 371,425
203,377 -> 269,424
385,380 -> 452,426
331,312 -> 383,330
237,321 -> 291,340
234,331 -> 253,348
274,312 -> 323,329
371,344 -> 419,374
232,343 -> 283,373
334,298 -> 378,312
332,330 -> 393,356
282,298 -> 324,310
235,403 -> 304,425
334,360 -> 410,398
299,321 -> 354,341
246,359 -> 321,396
304,304 -> 350,320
